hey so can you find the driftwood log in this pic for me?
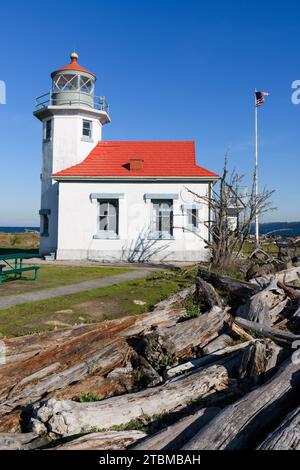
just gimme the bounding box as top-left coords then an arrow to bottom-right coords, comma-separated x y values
165,340 -> 252,379
29,362 -> 233,437
49,431 -> 147,450
131,407 -> 220,450
0,288 -> 196,428
197,269 -> 260,300
182,356 -> 300,450
0,432 -> 47,450
136,307 -> 231,369
258,405 -> 300,450
233,316 -> 300,347
194,277 -> 224,311
237,277 -> 287,325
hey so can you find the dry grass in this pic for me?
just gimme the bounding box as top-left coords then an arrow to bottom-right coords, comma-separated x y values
0,232 -> 39,250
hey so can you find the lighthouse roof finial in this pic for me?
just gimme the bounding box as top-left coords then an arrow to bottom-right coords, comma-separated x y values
70,51 -> 79,63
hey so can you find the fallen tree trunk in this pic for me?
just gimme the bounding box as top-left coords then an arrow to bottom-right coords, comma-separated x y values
233,316 -> 300,347
30,362 -> 233,437
136,307 -> 231,370
131,407 -> 220,450
182,356 -> 300,450
258,405 -> 300,450
197,269 -> 260,300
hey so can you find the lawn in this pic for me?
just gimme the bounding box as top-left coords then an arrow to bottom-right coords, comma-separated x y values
0,270 -> 192,337
0,265 -> 132,296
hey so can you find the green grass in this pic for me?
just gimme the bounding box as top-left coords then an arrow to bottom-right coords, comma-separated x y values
0,265 -> 132,296
79,392 -> 103,403
0,269 -> 191,338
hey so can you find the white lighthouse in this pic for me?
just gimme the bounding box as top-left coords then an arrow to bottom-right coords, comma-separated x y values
34,52 -> 110,255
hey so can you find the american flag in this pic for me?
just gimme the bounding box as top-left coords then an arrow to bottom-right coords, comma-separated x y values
255,91 -> 270,107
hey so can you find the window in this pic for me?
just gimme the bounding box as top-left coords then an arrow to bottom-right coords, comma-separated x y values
82,119 -> 92,139
98,199 -> 119,237
42,214 -> 49,237
44,119 -> 52,140
151,199 -> 173,239
187,208 -> 198,230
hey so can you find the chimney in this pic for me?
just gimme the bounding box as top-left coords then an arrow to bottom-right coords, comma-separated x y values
129,158 -> 144,171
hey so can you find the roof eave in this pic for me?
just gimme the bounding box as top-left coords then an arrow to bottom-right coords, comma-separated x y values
52,175 -> 219,182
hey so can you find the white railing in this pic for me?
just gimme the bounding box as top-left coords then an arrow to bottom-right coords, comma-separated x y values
35,91 -> 109,112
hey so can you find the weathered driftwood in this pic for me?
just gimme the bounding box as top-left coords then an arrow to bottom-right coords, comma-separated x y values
49,431 -> 147,450
0,287 -> 195,421
237,277 -> 287,325
201,334 -> 233,355
238,339 -> 283,384
0,432 -> 46,450
182,356 -> 300,450
277,280 -> 300,304
258,405 -> 300,450
250,266 -> 300,289
131,407 -> 220,450
194,277 -> 224,311
165,341 -> 252,379
230,321 -> 254,341
137,307 -> 231,369
197,269 -> 260,300
30,363 -> 232,436
233,316 -> 300,347
3,287 -> 193,364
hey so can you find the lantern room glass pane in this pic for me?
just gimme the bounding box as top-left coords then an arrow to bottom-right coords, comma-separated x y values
52,74 -> 79,91
80,76 -> 94,94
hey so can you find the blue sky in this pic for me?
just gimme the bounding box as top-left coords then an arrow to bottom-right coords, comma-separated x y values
0,0 -> 299,225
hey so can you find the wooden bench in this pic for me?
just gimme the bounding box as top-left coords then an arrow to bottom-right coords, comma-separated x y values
0,266 -> 40,285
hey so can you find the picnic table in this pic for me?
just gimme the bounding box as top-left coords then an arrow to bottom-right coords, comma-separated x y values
0,253 -> 40,285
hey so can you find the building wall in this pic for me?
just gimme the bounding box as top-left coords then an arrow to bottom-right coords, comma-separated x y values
39,110 -> 103,255
56,180 -> 212,262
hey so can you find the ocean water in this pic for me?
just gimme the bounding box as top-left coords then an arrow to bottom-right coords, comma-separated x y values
251,222 -> 300,237
0,227 -> 40,233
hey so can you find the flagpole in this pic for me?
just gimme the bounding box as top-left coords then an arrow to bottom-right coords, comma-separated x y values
254,89 -> 259,248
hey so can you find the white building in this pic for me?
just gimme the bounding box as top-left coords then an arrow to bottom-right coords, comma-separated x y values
34,53 -> 218,262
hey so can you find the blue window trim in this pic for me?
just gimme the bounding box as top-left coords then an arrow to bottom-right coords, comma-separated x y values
90,193 -> 124,201
144,193 -> 178,201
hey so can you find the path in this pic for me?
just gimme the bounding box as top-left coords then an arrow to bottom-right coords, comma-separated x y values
0,269 -> 160,310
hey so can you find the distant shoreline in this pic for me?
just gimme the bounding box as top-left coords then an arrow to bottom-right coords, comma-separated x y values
0,227 -> 40,233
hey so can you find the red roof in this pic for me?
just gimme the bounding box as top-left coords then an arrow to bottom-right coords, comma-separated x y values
51,53 -> 96,79
53,141 -> 218,179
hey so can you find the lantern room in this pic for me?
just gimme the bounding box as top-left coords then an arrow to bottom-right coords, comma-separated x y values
35,52 -> 109,112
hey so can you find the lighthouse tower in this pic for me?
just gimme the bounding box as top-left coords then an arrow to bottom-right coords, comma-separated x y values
34,52 -> 110,256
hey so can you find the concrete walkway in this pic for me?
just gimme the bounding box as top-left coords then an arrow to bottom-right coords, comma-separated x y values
0,269 -> 160,310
